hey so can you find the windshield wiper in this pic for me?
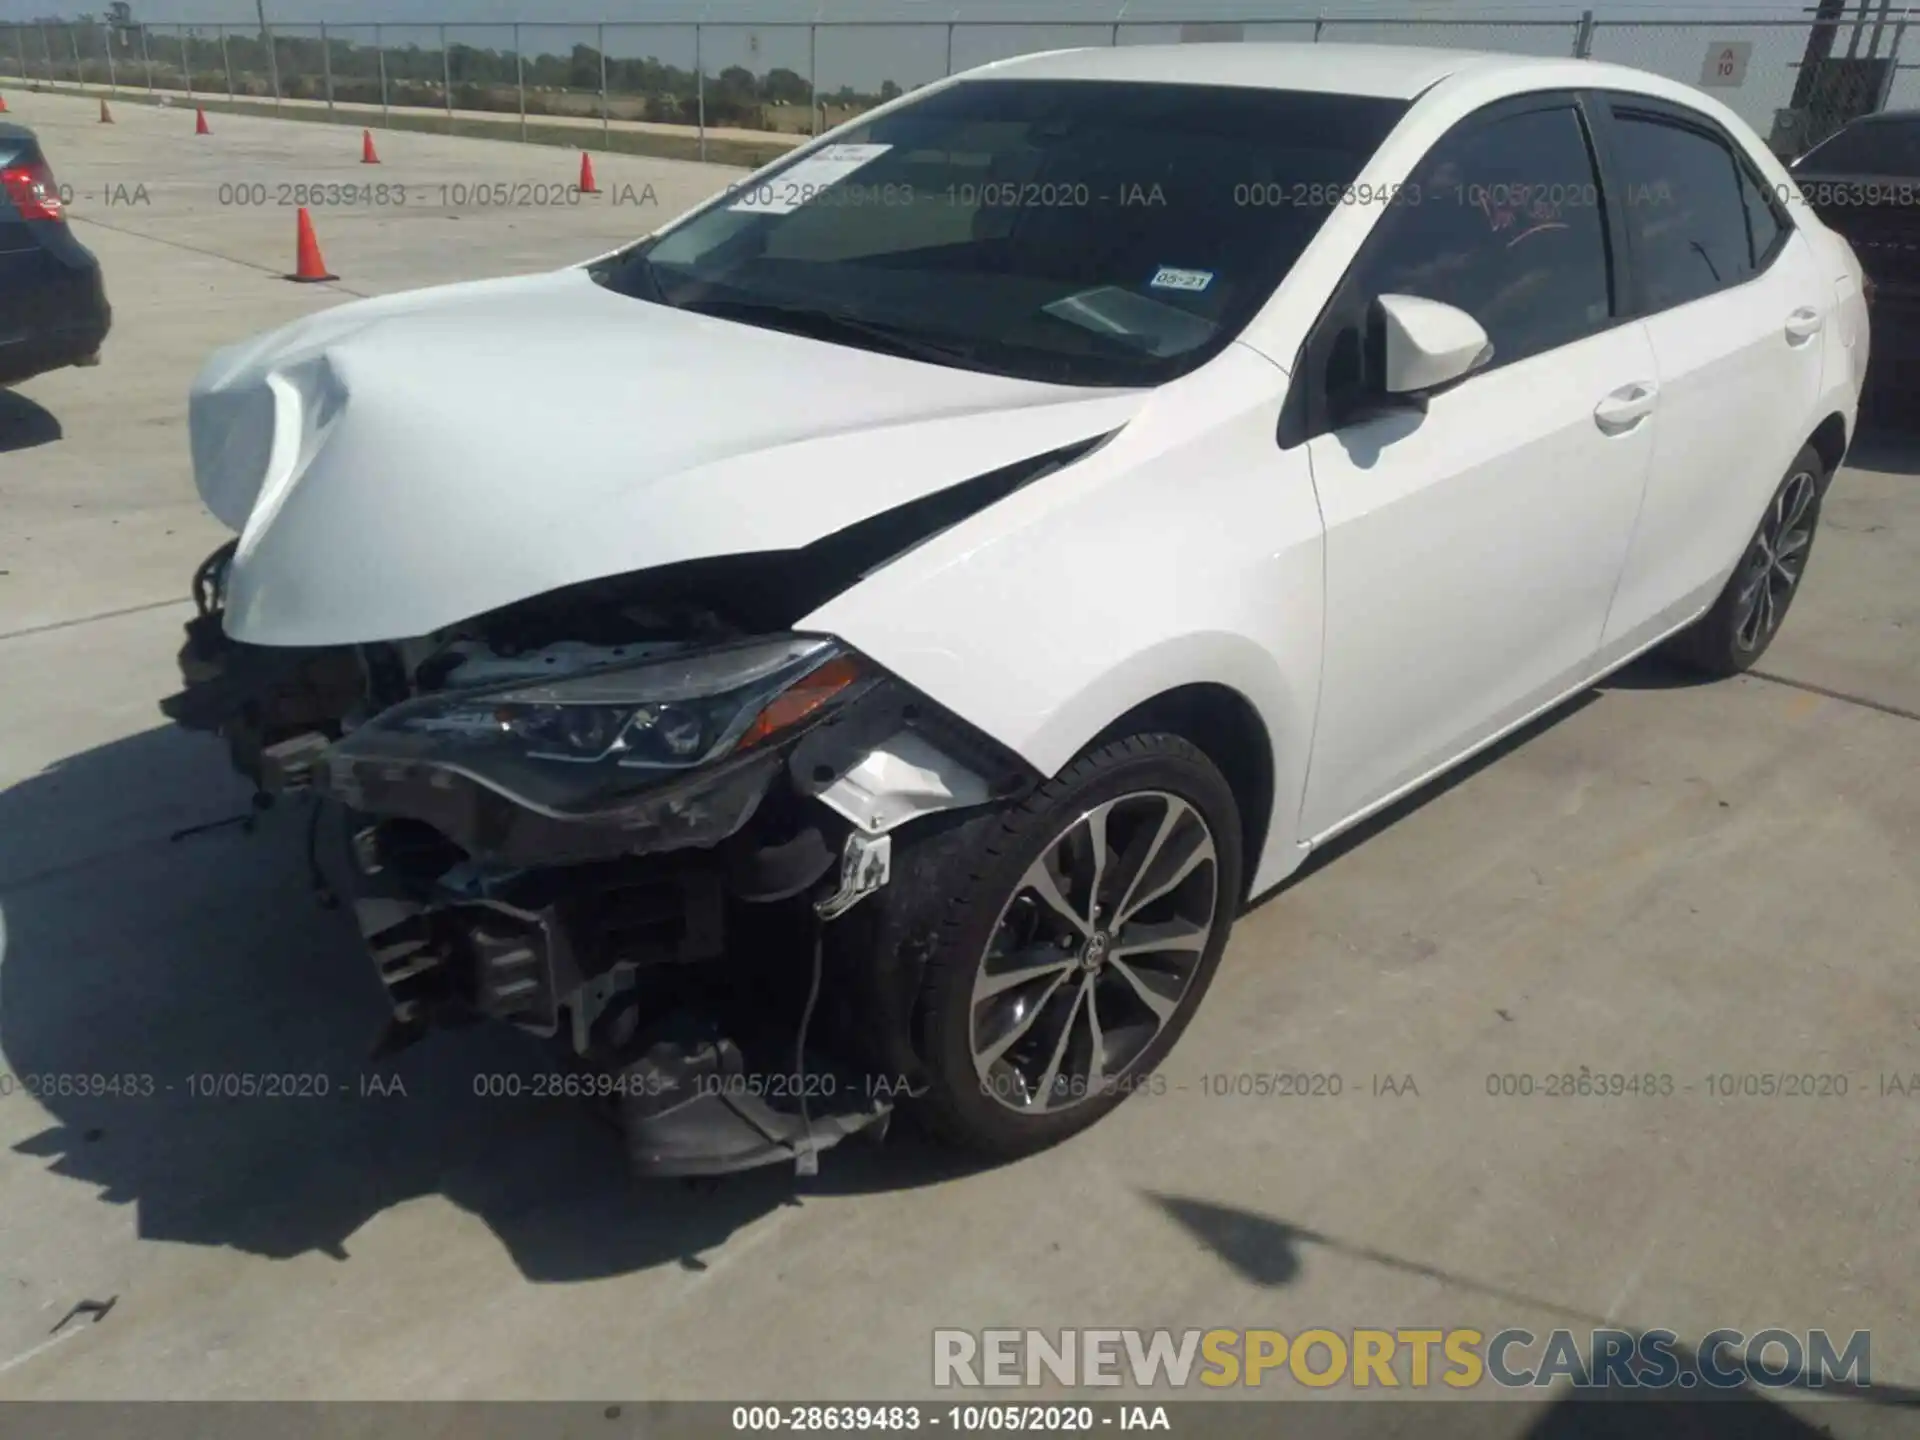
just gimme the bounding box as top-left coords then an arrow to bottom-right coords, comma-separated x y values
676,297 -> 984,369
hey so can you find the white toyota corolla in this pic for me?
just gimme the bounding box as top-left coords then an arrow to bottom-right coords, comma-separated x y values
168,43 -> 1870,1175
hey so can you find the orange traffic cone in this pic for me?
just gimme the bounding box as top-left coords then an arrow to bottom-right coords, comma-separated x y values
288,208 -> 338,283
360,129 -> 380,164
578,151 -> 599,195
195,107 -> 210,135
0,94 -> 10,114
98,98 -> 113,123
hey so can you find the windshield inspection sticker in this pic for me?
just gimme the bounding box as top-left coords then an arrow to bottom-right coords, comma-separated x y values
1149,266 -> 1214,293
727,143 -> 894,216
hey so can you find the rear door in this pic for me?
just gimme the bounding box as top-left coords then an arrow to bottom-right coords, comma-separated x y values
1791,116 -> 1920,388
1591,95 -> 1830,652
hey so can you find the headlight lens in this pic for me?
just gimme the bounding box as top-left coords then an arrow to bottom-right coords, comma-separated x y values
327,635 -> 867,816
400,637 -> 852,771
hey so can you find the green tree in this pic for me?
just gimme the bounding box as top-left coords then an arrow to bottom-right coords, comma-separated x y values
761,65 -> 808,104
714,64 -> 756,101
567,42 -> 600,91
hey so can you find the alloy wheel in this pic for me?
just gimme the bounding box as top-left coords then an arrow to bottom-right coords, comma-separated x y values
968,790 -> 1220,1114
1733,469 -> 1818,652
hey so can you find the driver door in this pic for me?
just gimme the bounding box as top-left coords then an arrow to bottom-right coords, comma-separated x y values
1294,94 -> 1659,842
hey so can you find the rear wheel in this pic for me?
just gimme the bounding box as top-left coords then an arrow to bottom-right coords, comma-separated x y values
1666,445 -> 1824,677
905,734 -> 1243,1159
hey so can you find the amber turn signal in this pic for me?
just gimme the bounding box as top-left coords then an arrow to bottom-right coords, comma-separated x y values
738,653 -> 864,751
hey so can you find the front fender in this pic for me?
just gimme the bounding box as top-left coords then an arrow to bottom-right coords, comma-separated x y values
806,343 -> 1325,897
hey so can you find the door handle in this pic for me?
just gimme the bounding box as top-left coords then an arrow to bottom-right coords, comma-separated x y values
1593,381 -> 1658,433
1785,307 -> 1824,342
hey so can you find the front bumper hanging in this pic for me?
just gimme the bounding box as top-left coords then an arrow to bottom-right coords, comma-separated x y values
157,542 -> 1036,1177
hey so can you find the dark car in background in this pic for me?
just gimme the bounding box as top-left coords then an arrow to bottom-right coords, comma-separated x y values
1792,110 -> 1920,418
1,121 -> 110,387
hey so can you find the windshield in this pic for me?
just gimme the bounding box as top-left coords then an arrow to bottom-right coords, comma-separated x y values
595,79 -> 1408,386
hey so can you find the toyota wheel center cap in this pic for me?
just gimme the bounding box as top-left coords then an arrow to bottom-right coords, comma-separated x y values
1083,931 -> 1111,970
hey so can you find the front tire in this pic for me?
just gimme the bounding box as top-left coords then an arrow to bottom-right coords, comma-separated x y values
906,734 -> 1243,1159
1666,444 -> 1825,677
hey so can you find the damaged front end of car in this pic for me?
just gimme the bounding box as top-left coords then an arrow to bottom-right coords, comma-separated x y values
157,452 -> 1089,1178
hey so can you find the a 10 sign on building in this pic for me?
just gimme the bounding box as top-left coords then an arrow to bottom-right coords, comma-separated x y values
1701,39 -> 1754,88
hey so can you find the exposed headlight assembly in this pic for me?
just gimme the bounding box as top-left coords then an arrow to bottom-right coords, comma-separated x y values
317,636 -> 872,864
405,636 -> 854,766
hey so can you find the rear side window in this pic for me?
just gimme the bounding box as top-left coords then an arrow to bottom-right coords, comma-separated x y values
1609,111 -> 1756,312
1797,119 -> 1920,177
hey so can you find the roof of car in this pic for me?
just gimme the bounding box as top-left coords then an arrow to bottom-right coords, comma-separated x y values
970,42 -> 1580,99
0,121 -> 34,142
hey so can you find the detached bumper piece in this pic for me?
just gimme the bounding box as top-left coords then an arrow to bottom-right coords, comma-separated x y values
616,1012 -> 892,1177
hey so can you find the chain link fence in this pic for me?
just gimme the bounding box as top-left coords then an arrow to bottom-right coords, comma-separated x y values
1587,17 -> 1910,153
2,13 -> 1912,164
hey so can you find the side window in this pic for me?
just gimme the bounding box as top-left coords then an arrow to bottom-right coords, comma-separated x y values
1738,161 -> 1789,267
1323,104 -> 1613,406
1609,111 -> 1755,311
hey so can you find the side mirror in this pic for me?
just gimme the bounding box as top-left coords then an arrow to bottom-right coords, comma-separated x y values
1375,293 -> 1494,401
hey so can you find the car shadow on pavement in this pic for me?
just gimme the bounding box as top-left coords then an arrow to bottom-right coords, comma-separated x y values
0,390 -> 63,454
1148,1193 -> 1920,1434
0,724 -> 979,1283
1590,650 -> 1704,694
1845,415 -> 1920,477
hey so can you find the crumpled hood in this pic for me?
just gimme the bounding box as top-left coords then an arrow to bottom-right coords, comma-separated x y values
190,266 -> 1151,646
